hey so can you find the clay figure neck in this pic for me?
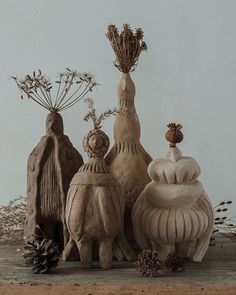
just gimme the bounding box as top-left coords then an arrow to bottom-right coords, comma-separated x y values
46,112 -> 64,136
79,157 -> 110,174
117,73 -> 136,111
114,73 -> 141,144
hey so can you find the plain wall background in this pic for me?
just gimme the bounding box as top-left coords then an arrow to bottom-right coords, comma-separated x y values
0,0 -> 236,215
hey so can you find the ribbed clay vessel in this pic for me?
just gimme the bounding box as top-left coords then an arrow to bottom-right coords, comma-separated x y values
132,124 -> 214,262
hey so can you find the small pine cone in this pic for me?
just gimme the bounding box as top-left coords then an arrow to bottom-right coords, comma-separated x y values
23,238 -> 59,274
164,252 -> 185,272
134,249 -> 161,277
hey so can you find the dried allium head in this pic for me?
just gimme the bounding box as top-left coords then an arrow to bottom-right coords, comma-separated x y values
164,252 -> 185,272
10,68 -> 98,113
106,23 -> 147,73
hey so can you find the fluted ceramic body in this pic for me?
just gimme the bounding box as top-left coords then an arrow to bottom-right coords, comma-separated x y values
132,147 -> 214,262
63,129 -> 133,268
106,73 -> 152,247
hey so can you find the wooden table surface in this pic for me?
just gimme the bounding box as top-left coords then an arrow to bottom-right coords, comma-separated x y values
0,235 -> 235,294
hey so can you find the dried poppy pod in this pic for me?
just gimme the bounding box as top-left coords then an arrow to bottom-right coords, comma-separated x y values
165,123 -> 184,147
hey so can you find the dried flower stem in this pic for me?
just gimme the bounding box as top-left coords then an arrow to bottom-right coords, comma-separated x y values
84,97 -> 117,129
10,69 -> 98,113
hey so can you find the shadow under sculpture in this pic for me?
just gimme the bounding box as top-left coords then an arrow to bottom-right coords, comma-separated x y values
63,125 -> 133,268
132,123 -> 214,262
26,112 -> 83,252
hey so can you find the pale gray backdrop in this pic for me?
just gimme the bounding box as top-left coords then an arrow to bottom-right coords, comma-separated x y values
0,0 -> 235,215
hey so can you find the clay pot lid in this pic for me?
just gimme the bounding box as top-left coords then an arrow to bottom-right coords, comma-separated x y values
165,123 -> 184,148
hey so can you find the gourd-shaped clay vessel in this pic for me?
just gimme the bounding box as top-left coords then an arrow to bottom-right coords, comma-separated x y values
132,123 -> 214,262
26,112 -> 83,252
63,102 -> 133,268
106,24 -> 152,247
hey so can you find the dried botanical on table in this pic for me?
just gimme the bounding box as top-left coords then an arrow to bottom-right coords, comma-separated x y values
210,201 -> 236,246
164,252 -> 185,272
134,249 -> 161,277
63,97 -> 134,268
106,24 -> 152,253
23,237 -> 59,274
0,196 -> 26,246
10,69 -> 97,258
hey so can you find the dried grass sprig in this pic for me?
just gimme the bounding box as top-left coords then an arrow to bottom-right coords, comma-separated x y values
210,200 -> 236,246
0,196 -> 26,246
10,69 -> 98,113
106,24 -> 147,73
84,97 -> 117,129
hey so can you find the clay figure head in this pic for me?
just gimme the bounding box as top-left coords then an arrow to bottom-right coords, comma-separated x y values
46,112 -> 64,135
83,129 -> 110,158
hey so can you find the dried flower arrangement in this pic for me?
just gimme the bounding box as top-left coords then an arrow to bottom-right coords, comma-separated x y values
106,24 -> 147,73
210,201 -> 236,246
23,237 -> 59,274
135,249 -> 184,277
0,196 -> 26,246
10,68 -> 98,112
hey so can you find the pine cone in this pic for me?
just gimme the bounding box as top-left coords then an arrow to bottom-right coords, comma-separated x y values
164,252 -> 184,272
23,238 -> 60,274
134,249 -> 161,277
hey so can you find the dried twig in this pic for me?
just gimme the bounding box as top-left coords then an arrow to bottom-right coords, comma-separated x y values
83,97 -> 117,129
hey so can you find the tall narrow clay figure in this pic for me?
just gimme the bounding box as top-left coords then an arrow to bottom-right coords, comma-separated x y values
63,98 -> 133,268
106,24 -> 152,249
11,69 -> 97,253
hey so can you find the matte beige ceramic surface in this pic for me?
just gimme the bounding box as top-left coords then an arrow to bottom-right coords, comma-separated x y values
132,146 -> 214,262
63,128 -> 133,269
106,73 -> 152,247
25,112 -> 83,253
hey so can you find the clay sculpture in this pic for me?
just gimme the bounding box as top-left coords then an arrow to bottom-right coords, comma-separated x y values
63,98 -> 133,268
106,24 -> 152,249
132,123 -> 214,262
11,69 -> 97,252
